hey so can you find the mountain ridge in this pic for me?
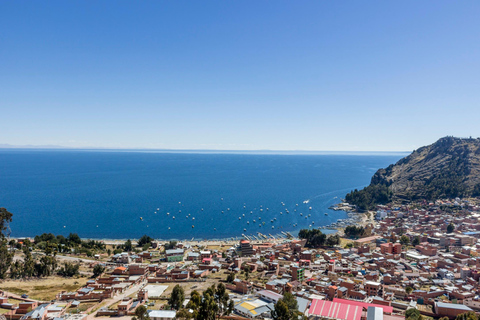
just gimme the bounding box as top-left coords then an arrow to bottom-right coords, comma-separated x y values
345,136 -> 480,210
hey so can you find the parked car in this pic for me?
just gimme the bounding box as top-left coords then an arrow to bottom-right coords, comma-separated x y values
21,294 -> 29,298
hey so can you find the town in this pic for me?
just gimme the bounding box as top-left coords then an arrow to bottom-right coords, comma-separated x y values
2,198 -> 480,320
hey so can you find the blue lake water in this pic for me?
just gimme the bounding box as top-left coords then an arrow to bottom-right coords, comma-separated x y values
0,150 -> 405,240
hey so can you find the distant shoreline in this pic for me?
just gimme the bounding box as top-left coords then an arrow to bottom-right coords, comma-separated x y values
11,229 -> 342,244
0,146 -> 410,156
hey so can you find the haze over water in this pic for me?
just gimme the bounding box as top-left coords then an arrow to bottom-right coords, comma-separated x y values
0,150 -> 405,240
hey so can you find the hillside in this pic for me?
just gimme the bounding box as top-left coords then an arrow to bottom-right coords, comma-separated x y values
345,137 -> 480,210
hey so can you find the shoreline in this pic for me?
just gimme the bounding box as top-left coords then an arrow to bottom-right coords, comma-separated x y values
11,216 -> 363,244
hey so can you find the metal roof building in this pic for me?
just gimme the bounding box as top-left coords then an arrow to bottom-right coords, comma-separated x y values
307,299 -> 363,320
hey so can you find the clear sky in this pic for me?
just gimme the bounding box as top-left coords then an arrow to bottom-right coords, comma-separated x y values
1,1 -> 479,151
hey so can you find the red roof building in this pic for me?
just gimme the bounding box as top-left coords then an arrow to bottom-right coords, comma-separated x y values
332,298 -> 393,314
307,299 -> 363,320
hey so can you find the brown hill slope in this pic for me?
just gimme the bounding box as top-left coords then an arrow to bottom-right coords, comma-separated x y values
345,137 -> 480,210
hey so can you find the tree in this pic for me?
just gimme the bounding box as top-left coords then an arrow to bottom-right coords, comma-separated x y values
0,208 -> 13,279
215,283 -> 231,316
123,239 -> 133,252
226,272 -> 235,283
405,286 -> 413,295
36,255 -> 58,277
0,241 -> 13,279
176,308 -> 193,320
204,284 -> 215,298
0,208 -> 13,238
93,264 -> 105,278
298,229 -> 328,247
400,235 -> 410,246
189,290 -> 201,308
23,238 -> 32,248
227,300 -> 234,316
270,300 -> 292,320
9,260 -> 22,279
281,292 -> 298,312
447,223 -> 455,234
405,308 -> 422,320
22,248 -> 35,278
456,312 -> 478,320
326,234 -> 340,247
67,233 -> 82,246
168,284 -> 185,310
165,240 -> 177,250
138,235 -> 153,247
345,184 -> 392,211
244,265 -> 251,280
198,292 -> 218,320
57,262 -> 80,277
134,305 -> 150,320
344,226 -> 366,239
186,290 -> 201,319
412,236 -> 420,246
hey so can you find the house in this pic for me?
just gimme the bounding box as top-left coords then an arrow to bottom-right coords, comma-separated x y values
117,298 -> 133,316
256,290 -> 283,303
112,252 -> 131,264
435,302 -> 474,318
21,303 -> 50,320
234,298 -> 273,319
148,310 -> 176,320
113,267 -> 128,275
138,289 -> 148,302
200,251 -> 212,259
187,252 -> 200,261
165,249 -> 184,262
240,240 -> 255,256
129,264 -> 147,276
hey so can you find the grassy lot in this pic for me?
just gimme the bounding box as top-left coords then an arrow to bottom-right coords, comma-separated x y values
206,245 -> 223,251
67,302 -> 97,313
417,305 -> 434,312
339,237 -> 354,248
91,301 -> 108,314
7,298 -> 23,304
1,276 -> 88,301
146,300 -> 167,310
108,300 -> 121,310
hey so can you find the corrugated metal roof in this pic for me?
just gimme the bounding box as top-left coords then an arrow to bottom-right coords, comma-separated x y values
333,298 -> 393,314
436,302 -> 473,311
308,299 -> 361,320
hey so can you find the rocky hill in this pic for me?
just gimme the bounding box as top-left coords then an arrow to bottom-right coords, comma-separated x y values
345,137 -> 480,210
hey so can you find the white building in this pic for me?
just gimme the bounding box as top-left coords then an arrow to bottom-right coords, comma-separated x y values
148,310 -> 176,320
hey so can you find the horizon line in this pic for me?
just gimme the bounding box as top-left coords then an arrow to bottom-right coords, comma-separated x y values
0,144 -> 410,155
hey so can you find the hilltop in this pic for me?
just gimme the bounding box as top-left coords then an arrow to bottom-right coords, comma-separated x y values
345,137 -> 480,210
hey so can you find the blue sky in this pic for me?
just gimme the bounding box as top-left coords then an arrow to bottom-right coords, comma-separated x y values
1,1 -> 479,151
